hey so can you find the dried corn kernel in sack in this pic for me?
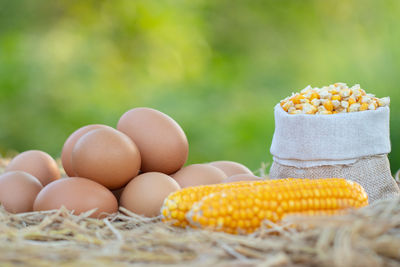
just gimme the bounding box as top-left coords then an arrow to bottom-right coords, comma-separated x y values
279,83 -> 389,115
271,83 -> 399,203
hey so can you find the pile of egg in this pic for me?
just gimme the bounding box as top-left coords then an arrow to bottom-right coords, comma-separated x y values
0,107 -> 260,218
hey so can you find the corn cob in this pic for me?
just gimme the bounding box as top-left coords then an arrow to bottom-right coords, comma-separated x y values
162,178 -> 368,234
187,178 -> 368,234
161,179 -> 291,227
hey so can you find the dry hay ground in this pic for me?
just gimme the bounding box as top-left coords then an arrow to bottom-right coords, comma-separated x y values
1,159 -> 400,267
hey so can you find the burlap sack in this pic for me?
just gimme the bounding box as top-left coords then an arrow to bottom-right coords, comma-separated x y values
269,104 -> 400,203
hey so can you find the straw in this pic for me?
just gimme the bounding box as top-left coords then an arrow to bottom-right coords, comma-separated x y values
1,158 -> 400,266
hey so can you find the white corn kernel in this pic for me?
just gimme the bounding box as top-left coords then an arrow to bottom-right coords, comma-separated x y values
334,82 -> 347,88
289,109 -> 302,115
311,98 -> 321,107
352,89 -> 362,100
332,100 -> 341,109
282,101 -> 294,112
288,107 -> 297,114
320,99 -> 328,105
336,107 -> 347,113
340,89 -> 351,98
301,85 -> 312,94
300,98 -> 310,104
302,103 -> 317,114
368,103 -> 377,110
351,84 -> 361,91
360,96 -> 372,104
341,101 -> 349,109
319,90 -> 332,99
378,97 -> 390,107
348,103 -> 361,112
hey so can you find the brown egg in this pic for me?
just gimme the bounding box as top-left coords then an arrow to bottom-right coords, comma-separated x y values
223,173 -> 262,183
72,128 -> 141,190
209,160 -> 253,177
117,107 -> 188,174
171,164 -> 227,188
5,150 -> 61,186
120,172 -> 180,217
33,177 -> 118,218
0,171 -> 43,213
62,124 -> 113,177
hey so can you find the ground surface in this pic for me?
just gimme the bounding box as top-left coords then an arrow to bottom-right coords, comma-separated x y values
1,159 -> 400,267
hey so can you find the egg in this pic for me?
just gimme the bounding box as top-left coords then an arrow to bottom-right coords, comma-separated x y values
120,172 -> 180,217
71,128 -> 141,190
33,177 -> 118,218
209,160 -> 253,177
223,173 -> 262,183
5,150 -> 61,186
61,124 -> 113,177
171,164 -> 227,188
117,107 -> 188,174
0,171 -> 43,213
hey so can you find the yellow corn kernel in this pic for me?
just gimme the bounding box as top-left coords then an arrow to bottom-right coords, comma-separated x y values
291,94 -> 306,105
331,95 -> 341,101
282,101 -> 294,112
186,178 -> 368,234
348,97 -> 357,106
317,110 -> 333,115
310,92 -> 320,101
360,103 -> 369,111
330,88 -> 339,95
323,100 -> 334,112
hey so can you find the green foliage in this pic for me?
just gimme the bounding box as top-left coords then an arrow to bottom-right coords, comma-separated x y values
1,0 -> 400,172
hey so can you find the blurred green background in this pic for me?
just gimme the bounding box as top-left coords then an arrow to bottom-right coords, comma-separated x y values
1,0 -> 400,173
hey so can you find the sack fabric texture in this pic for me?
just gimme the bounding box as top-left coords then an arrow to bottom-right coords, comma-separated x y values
269,104 -> 400,203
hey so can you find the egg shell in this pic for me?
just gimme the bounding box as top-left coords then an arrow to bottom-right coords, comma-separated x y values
62,124 -> 113,177
0,171 -> 43,213
209,160 -> 253,177
120,172 -> 180,217
117,107 -> 188,174
5,150 -> 61,186
33,177 -> 118,218
72,128 -> 141,190
171,164 -> 227,188
223,173 -> 262,183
